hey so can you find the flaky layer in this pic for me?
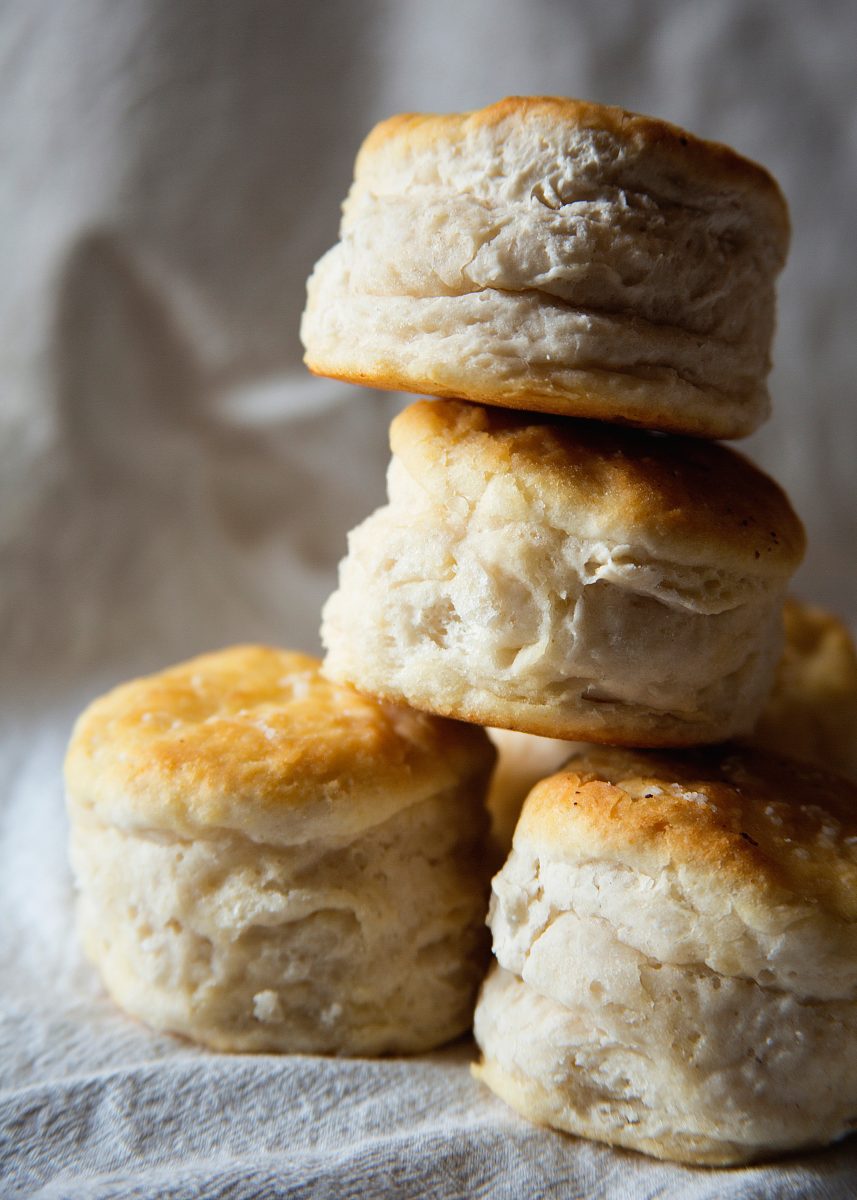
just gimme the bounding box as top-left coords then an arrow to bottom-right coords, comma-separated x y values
71,785 -> 490,1055
322,456 -> 789,745
507,744 -> 857,940
476,699 -> 857,1166
486,601 -> 857,855
302,97 -> 789,438
303,268 -> 768,439
474,966 -> 857,1166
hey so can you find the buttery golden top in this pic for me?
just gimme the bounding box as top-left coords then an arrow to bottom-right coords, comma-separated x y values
357,96 -> 789,245
519,744 -> 857,924
392,401 -> 805,576
65,646 -> 495,844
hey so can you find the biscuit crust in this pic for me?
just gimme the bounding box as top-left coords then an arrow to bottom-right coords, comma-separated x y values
484,600 -> 857,856
66,647 -> 495,1055
357,97 -> 788,214
322,402 -> 804,746
66,644 -> 494,844
391,401 -> 804,576
475,744 -> 857,1163
520,744 -> 857,924
302,97 -> 789,438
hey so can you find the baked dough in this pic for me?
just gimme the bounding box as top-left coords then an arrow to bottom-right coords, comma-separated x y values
752,598 -> 857,779
66,645 -> 495,1055
486,599 -> 857,853
322,400 -> 805,746
474,744 -> 857,1165
302,97 -> 789,439
486,728 -> 580,853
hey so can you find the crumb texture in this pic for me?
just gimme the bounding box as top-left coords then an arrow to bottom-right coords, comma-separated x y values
322,405 -> 803,745
65,644 -> 495,1053
72,785 -> 491,1054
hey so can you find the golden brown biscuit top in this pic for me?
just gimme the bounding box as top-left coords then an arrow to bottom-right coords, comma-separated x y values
357,96 -> 789,240
392,401 -> 805,576
519,744 -> 857,923
65,646 -> 494,843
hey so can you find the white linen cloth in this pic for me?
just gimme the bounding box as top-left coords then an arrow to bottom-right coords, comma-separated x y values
2,2 -> 856,1195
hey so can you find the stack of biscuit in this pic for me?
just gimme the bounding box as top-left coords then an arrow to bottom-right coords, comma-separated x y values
303,96 -> 804,756
301,97 -> 857,1164
65,97 -> 857,1168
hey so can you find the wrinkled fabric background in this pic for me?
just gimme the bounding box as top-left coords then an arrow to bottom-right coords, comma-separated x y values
2,2 -> 856,1196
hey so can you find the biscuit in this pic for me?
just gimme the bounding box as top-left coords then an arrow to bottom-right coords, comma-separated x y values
301,97 -> 789,439
486,729 -> 580,853
752,599 -> 857,779
474,744 -> 857,1165
322,400 -> 805,747
65,646 -> 495,1055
